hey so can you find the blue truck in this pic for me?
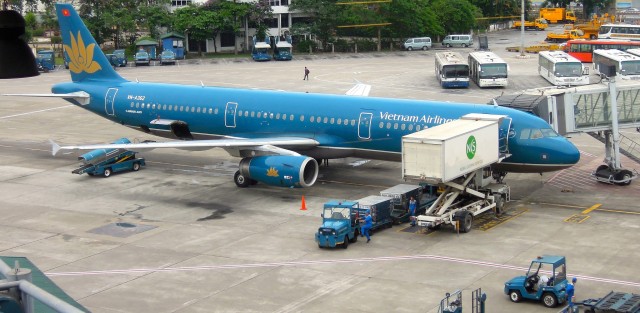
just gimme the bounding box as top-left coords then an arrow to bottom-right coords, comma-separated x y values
71,138 -> 145,177
35,50 -> 56,72
504,255 -> 568,308
316,200 -> 360,249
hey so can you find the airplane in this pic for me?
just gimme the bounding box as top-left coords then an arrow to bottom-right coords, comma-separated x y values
10,3 -> 580,189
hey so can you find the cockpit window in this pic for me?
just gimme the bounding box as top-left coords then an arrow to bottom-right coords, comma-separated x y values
530,129 -> 543,139
520,128 -> 560,140
541,128 -> 559,137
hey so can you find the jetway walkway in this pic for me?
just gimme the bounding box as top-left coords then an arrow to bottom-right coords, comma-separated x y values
493,80 -> 640,185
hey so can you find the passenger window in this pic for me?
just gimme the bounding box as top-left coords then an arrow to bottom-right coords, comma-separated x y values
416,125 -> 421,131
300,115 -> 305,122
379,122 -> 384,128
251,111 -> 255,117
323,117 -> 328,123
386,122 -> 391,129
350,120 -> 356,126
408,124 -> 414,131
238,110 -> 242,116
196,107 -> 201,113
214,108 -> 219,114
130,103 -> 134,108
310,116 -> 315,122
290,115 -> 294,121
270,113 -> 274,119
276,113 -> 281,119
401,124 -> 406,130
330,117 -> 334,124
180,106 -> 184,111
257,112 -> 262,118
393,123 -> 398,129
208,108 -> 212,114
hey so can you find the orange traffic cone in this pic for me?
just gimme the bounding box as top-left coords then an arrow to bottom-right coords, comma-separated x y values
300,196 -> 307,211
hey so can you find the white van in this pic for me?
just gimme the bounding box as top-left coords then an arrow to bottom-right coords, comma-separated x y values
442,35 -> 474,48
403,37 -> 432,51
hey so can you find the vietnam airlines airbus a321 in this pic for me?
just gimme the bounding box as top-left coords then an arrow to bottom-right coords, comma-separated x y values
14,4 -> 580,188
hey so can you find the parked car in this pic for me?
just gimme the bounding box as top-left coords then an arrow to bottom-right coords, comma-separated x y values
112,49 -> 127,67
442,34 -> 474,48
403,37 -> 432,50
160,50 -> 176,65
134,50 -> 150,66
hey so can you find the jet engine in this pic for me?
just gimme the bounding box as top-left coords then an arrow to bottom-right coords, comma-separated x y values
236,155 -> 319,188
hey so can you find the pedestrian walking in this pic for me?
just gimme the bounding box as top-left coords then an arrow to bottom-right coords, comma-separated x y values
360,211 -> 373,243
409,196 -> 417,226
303,66 -> 310,80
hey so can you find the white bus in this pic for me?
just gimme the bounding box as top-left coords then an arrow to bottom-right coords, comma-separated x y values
598,24 -> 640,41
593,49 -> 640,80
435,51 -> 469,88
538,50 -> 590,86
467,51 -> 508,88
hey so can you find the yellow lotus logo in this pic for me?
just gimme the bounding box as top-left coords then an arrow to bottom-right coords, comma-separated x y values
266,167 -> 279,177
64,31 -> 102,74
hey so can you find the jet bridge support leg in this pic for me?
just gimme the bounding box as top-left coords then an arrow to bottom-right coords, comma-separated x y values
592,79 -> 638,186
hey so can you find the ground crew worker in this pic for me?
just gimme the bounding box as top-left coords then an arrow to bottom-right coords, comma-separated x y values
361,211 -> 372,243
409,196 -> 417,226
566,277 -> 577,312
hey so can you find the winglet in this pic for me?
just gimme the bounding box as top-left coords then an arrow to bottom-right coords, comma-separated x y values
49,139 -> 61,156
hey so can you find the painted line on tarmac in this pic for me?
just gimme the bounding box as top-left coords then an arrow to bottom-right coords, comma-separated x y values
45,254 -> 640,288
0,105 -> 73,119
582,203 -> 601,214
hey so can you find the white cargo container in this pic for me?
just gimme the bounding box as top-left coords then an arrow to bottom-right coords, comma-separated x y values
402,114 -> 504,183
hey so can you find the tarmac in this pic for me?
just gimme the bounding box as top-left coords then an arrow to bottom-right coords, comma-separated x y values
1,24 -> 639,313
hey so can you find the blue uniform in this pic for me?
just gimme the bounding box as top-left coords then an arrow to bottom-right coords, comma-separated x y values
409,199 -> 417,226
566,283 -> 575,311
361,214 -> 373,242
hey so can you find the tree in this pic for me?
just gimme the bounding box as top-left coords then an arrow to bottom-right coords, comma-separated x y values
289,0 -> 342,50
206,0 -> 252,54
137,1 -> 174,40
174,5 -> 217,55
432,0 -> 479,34
379,0 -> 444,40
247,0 -> 273,40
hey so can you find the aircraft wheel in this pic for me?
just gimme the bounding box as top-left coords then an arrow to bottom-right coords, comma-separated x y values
509,290 -> 522,302
542,292 -> 558,308
103,168 -> 112,177
342,236 -> 349,249
132,162 -> 140,171
234,170 -> 250,188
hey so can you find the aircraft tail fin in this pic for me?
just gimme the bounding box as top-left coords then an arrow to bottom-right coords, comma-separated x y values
55,4 -> 126,83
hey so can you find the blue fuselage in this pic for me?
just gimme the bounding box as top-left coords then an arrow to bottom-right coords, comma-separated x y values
52,80 -> 580,173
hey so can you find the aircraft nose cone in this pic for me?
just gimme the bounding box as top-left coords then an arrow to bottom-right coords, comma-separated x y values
561,139 -> 581,166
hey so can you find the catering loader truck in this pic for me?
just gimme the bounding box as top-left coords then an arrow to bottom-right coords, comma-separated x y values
402,114 -> 510,233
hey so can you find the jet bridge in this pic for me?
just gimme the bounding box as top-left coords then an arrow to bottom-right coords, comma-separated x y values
402,114 -> 511,233
493,80 -> 640,185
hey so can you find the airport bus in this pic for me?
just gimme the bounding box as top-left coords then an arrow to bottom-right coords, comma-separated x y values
593,49 -> 640,80
598,24 -> 640,41
435,51 -> 470,88
467,51 -> 508,88
565,39 -> 640,62
538,50 -> 590,86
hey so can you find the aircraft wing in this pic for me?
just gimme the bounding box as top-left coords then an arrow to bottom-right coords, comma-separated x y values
4,91 -> 91,105
50,137 -> 319,156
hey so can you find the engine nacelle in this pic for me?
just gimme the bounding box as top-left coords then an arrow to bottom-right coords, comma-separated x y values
78,138 -> 130,163
239,155 -> 319,188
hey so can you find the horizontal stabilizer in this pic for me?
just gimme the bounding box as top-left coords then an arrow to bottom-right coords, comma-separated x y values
4,91 -> 91,105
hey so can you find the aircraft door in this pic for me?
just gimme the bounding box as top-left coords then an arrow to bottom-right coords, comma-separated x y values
358,112 -> 373,140
500,117 -> 513,153
105,88 -> 118,116
225,102 -> 238,128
